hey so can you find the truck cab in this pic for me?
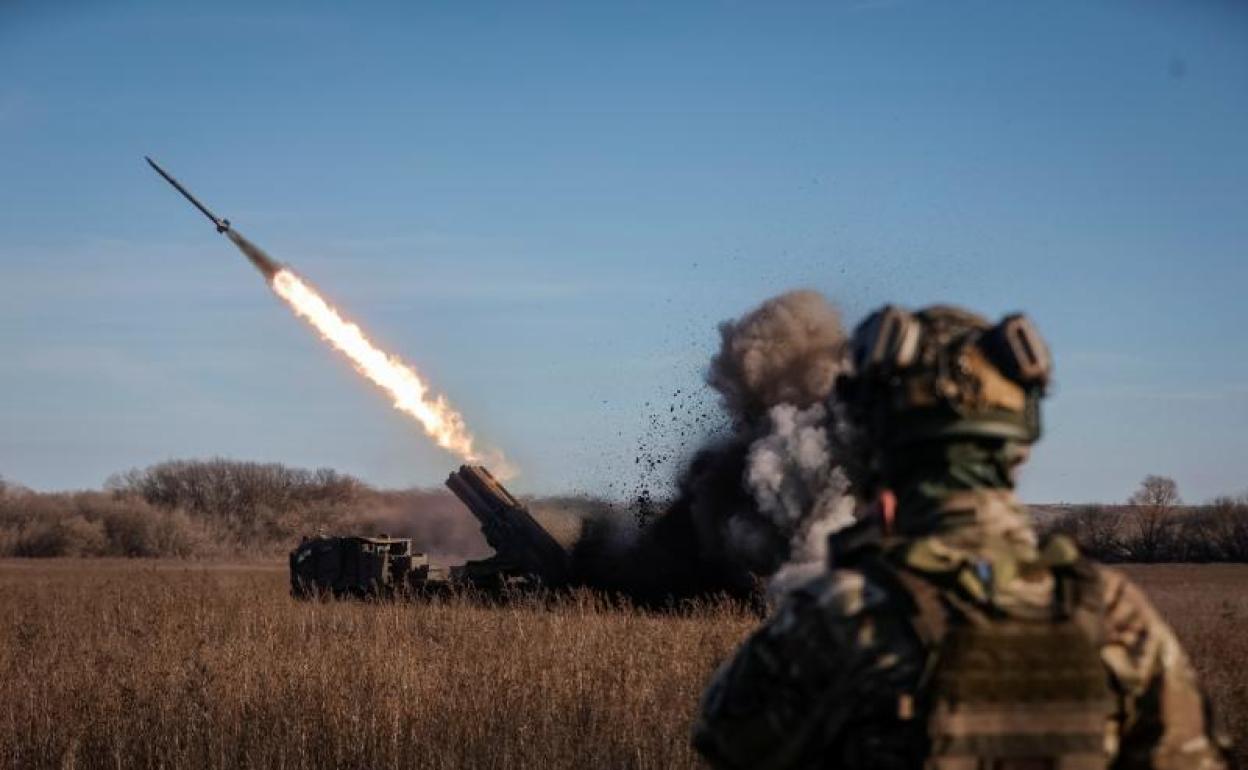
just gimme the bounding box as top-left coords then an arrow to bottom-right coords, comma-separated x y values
289,535 -> 431,598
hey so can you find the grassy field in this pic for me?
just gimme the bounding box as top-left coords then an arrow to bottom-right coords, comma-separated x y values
1116,563 -> 1248,760
0,560 -> 1242,769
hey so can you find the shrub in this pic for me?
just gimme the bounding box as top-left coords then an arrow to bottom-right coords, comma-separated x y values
1201,496 -> 1248,562
0,460 -> 493,559
110,459 -> 362,520
14,515 -> 108,557
1042,492 -> 1248,564
1045,505 -> 1125,561
99,506 -> 206,558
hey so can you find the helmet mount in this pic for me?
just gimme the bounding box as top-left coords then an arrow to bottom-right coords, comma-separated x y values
837,304 -> 1051,469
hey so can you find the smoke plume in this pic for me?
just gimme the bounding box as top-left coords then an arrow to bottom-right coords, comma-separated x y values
707,290 -> 845,425
417,289 -> 856,606
632,289 -> 856,599
745,403 -> 856,596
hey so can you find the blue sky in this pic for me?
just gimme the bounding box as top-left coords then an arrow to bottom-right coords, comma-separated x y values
1,1 -> 1245,503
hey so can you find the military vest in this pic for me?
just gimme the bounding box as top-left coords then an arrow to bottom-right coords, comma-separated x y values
833,506 -> 1116,770
905,563 -> 1114,770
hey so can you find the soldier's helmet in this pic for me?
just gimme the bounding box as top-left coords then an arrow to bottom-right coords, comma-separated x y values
836,304 -> 1052,454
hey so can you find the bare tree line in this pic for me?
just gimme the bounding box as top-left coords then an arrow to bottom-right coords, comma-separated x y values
1042,475 -> 1248,563
2,464 -> 1246,562
0,460 -> 488,559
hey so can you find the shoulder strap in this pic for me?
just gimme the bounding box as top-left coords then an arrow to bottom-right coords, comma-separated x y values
889,566 -> 948,649
853,549 -> 949,651
1041,534 -> 1106,642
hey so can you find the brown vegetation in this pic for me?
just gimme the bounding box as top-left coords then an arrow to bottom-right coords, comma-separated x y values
0,560 -> 753,770
1118,564 -> 1248,763
1036,474 -> 1248,563
0,560 -> 1243,769
1040,495 -> 1248,563
7,464 -> 1247,568
0,460 -> 495,561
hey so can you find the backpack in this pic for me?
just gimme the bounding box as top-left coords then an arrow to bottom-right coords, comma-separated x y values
879,541 -> 1117,770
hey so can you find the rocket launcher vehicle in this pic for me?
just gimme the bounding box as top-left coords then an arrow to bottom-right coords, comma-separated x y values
444,465 -> 571,588
290,465 -> 571,598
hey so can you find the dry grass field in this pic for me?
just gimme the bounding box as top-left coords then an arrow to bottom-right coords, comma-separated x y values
1116,564 -> 1248,761
0,560 -> 1243,769
0,560 -> 754,770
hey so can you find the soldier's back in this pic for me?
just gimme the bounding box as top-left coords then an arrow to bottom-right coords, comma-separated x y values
695,504 -> 1231,770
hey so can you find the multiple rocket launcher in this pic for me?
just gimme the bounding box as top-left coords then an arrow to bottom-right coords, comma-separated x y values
148,159 -> 557,594
290,466 -> 573,597
445,465 -> 570,587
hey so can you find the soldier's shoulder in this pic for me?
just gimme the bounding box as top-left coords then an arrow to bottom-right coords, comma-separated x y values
1058,558 -> 1162,632
1087,563 -> 1153,614
1085,566 -> 1232,765
1083,563 -> 1190,689
1088,562 -> 1125,589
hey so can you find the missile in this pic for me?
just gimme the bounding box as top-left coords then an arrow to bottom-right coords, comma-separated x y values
145,156 -> 282,279
145,156 -> 230,233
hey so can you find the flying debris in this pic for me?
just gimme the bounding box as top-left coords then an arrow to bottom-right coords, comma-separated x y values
145,156 -> 281,279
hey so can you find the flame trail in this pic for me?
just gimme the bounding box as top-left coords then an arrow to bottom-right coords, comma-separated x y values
269,267 -> 512,476
140,158 -> 509,473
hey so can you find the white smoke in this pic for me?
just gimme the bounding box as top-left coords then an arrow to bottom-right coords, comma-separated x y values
745,403 -> 856,597
637,289 -> 854,600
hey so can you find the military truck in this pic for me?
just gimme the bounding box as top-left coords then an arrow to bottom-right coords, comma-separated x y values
289,535 -> 442,598
289,465 -> 570,599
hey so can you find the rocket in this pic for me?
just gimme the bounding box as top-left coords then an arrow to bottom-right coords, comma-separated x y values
145,156 -> 282,280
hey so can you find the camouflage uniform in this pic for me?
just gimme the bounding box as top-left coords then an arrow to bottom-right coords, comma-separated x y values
693,488 -> 1229,769
693,305 -> 1230,770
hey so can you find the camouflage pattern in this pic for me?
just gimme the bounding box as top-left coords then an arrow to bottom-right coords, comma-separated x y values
693,489 -> 1231,770
696,302 -> 1228,768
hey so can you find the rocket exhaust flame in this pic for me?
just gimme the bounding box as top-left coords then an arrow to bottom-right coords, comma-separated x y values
268,267 -> 509,473
146,156 -> 511,474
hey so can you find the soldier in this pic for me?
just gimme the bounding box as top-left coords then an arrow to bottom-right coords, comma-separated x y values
693,304 -> 1230,770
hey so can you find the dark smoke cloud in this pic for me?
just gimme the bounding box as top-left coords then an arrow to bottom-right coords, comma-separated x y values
417,290 -> 854,605
548,290 -> 856,604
